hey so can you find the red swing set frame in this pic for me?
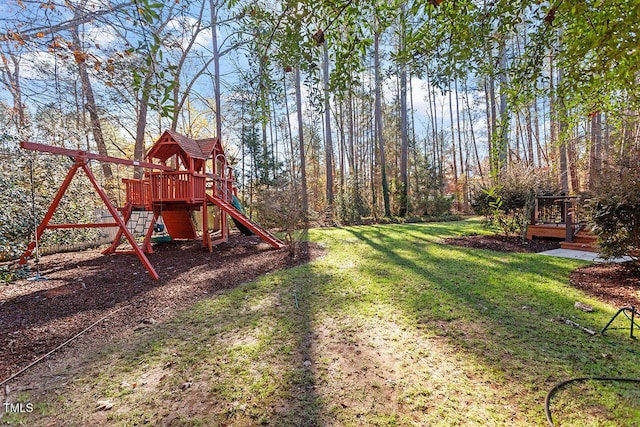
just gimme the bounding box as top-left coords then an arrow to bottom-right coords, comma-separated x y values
19,131 -> 285,281
18,141 -> 173,280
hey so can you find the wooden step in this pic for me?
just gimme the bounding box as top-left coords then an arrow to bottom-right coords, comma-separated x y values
573,234 -> 597,244
560,241 -> 599,252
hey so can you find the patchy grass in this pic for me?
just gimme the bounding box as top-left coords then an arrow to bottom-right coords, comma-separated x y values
5,218 -> 640,426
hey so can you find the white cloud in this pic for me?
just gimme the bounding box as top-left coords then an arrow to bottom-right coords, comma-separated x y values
87,25 -> 118,48
166,16 -> 214,53
19,51 -> 57,80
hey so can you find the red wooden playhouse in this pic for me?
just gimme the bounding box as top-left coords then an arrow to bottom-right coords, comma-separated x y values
19,130 -> 283,280
119,130 -> 283,250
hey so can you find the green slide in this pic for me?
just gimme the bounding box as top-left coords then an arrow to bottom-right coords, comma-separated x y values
231,195 -> 254,236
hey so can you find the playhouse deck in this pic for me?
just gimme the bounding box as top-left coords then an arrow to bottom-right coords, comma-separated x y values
123,172 -> 215,210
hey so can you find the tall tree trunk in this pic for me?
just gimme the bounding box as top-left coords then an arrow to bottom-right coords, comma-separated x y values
426,65 -> 437,163
483,77 -> 492,165
295,67 -> 308,216
588,112 -> 602,190
557,67 -> 569,194
533,98 -> 547,166
283,71 -> 296,180
464,80 -> 483,181
514,111 -> 522,162
374,30 -> 391,217
338,99 -> 345,205
210,0 -> 222,141
323,40 -> 334,207
0,52 -> 27,130
271,93 -> 279,178
71,24 -> 112,181
133,75 -> 152,180
454,78 -> 466,211
448,81 -> 459,211
348,89 -> 355,175
497,38 -> 509,171
488,74 -> 498,176
603,112 -> 610,165
399,55 -> 408,217
72,77 -> 87,150
549,53 -> 558,177
398,4 -> 409,217
567,129 -> 580,192
240,100 -> 246,201
525,105 -> 535,166
261,119 -> 268,183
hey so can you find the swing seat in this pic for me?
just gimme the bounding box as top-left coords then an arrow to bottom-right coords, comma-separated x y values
151,235 -> 172,243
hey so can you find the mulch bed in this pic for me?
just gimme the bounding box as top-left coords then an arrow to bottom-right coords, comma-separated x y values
443,234 -> 561,253
444,234 -> 640,309
0,234 -> 322,384
570,264 -> 640,309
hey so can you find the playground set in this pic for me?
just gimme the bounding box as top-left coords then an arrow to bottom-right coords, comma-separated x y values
18,130 -> 284,280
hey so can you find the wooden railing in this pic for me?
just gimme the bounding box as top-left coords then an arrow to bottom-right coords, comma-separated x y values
125,171 -> 236,208
530,195 -> 588,243
210,177 -> 234,202
123,178 -> 151,209
149,172 -> 206,204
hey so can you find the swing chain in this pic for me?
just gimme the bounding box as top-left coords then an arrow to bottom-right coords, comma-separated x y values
27,154 -> 46,281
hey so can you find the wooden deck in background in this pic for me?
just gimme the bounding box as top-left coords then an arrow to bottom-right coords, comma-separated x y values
526,224 -> 567,239
527,224 -> 598,252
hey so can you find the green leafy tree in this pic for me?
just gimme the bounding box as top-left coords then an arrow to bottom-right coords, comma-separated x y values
590,161 -> 640,266
473,163 -> 559,236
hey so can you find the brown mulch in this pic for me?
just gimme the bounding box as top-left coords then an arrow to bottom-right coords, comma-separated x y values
570,264 -> 640,309
444,234 -> 640,309
0,234 -> 322,384
443,234 -> 561,253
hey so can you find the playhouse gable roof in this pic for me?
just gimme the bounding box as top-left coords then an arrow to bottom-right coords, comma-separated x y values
147,130 -> 219,162
195,137 -> 221,158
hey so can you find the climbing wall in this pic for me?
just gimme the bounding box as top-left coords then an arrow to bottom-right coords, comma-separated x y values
97,209 -> 153,239
127,211 -> 154,237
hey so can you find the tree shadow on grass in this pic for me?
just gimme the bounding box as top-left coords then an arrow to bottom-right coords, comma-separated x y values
11,243 -> 328,426
342,226 -> 640,424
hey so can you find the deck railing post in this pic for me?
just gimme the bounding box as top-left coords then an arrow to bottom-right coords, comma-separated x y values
565,198 -> 574,243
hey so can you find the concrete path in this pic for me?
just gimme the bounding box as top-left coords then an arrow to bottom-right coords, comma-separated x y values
537,248 -> 632,263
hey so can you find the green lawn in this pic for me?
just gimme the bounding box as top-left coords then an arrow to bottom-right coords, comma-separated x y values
5,219 -> 640,426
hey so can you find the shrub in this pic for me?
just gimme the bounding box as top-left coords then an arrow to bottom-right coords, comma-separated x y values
251,180 -> 309,257
589,162 -> 640,266
473,164 -> 559,236
0,145 -> 102,263
336,177 -> 371,224
0,170 -> 32,260
423,195 -> 454,216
